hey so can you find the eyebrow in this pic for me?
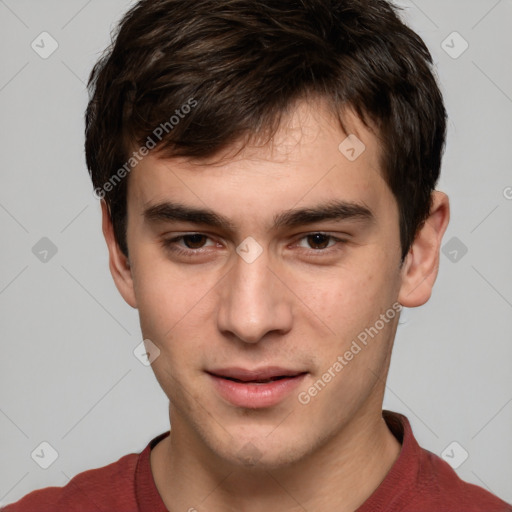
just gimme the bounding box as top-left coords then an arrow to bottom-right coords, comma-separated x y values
143,199 -> 375,232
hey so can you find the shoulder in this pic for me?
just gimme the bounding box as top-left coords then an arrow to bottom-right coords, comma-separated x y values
1,452 -> 139,512
416,447 -> 512,511
376,411 -> 512,512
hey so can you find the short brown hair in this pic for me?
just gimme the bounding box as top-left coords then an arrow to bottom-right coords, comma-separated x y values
85,0 -> 447,262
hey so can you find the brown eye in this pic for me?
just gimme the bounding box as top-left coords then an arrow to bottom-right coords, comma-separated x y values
181,234 -> 208,249
306,233 -> 332,250
161,233 -> 216,256
294,233 -> 347,256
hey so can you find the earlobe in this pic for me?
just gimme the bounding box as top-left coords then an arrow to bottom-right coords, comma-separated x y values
100,199 -> 138,309
398,191 -> 450,308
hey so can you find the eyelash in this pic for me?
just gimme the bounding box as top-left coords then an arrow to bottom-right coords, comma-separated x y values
161,232 -> 347,258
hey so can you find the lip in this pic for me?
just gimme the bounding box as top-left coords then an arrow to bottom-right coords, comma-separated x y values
208,366 -> 306,381
206,367 -> 308,408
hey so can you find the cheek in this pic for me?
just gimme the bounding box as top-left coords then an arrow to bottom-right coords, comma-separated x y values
301,265 -> 383,327
135,276 -> 180,340
296,255 -> 399,368
132,257 -> 216,368
132,248 -> 204,334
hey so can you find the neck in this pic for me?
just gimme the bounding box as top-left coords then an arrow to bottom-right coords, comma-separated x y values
151,407 -> 401,512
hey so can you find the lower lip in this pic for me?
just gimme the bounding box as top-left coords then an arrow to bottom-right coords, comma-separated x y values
208,373 -> 307,408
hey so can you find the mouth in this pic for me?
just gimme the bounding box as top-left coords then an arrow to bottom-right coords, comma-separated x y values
220,375 -> 293,384
207,366 -> 307,382
206,367 -> 308,408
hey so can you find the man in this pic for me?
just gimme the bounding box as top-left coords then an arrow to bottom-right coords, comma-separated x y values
3,0 -> 510,510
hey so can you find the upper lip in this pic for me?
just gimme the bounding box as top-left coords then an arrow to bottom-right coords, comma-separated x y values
207,366 -> 307,382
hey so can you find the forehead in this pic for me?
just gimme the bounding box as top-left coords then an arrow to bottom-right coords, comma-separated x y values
127,99 -> 393,227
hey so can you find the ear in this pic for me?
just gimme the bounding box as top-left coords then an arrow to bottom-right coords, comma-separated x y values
398,191 -> 450,307
100,199 -> 138,309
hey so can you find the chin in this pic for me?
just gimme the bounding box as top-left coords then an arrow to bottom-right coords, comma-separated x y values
214,431 -> 313,471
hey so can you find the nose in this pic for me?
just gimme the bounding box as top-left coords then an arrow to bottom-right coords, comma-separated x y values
216,249 -> 293,344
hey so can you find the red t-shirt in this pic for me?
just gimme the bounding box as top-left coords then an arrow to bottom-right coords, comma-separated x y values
2,411 -> 510,512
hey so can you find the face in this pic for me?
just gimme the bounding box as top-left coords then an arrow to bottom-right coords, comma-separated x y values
111,99 -> 411,469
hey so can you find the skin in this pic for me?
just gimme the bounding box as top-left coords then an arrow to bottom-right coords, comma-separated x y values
101,98 -> 450,511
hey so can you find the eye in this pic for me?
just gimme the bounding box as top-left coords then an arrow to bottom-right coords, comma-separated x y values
161,233 -> 216,255
161,232 -> 347,259
175,234 -> 211,249
295,233 -> 345,252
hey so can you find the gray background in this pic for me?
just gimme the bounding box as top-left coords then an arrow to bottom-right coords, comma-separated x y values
1,0 -> 511,507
